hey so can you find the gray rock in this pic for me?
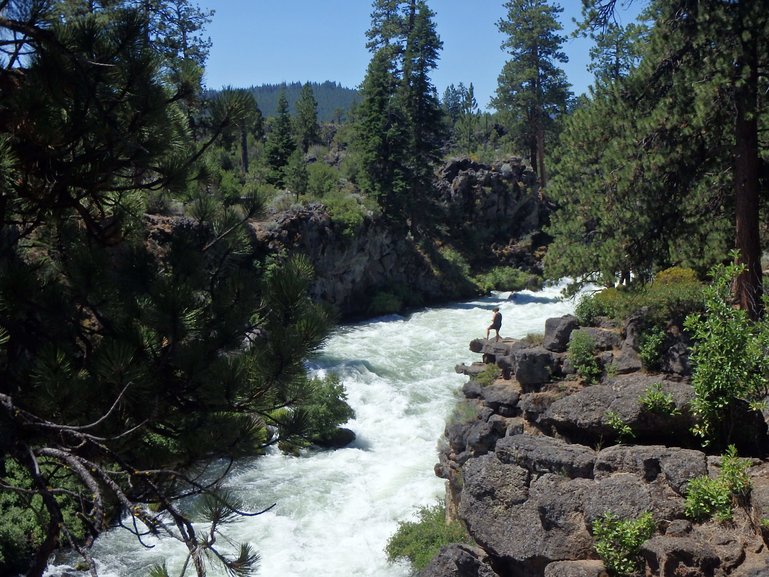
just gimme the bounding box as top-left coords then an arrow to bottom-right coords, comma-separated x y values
640,535 -> 719,577
503,416 -> 525,436
729,557 -> 769,577
445,411 -> 504,463
457,362 -> 488,378
540,374 -> 696,444
610,343 -> 643,374
570,327 -> 622,351
459,457 -> 594,570
461,454 -> 529,508
660,340 -> 691,376
496,434 -> 596,478
583,474 -> 656,524
749,473 -> 769,521
513,346 -> 559,387
594,444 -> 707,495
664,519 -> 692,537
418,544 -> 500,577
478,383 -> 520,415
518,390 -> 562,421
544,560 -> 608,577
543,315 -> 579,352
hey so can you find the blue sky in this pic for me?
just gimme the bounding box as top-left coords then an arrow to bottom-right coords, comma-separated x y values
201,1 -> 644,110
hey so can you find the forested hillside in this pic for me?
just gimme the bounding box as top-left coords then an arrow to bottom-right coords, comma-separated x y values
221,81 -> 360,120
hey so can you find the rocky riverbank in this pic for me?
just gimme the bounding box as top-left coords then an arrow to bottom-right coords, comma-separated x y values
427,313 -> 769,577
249,157 -> 547,319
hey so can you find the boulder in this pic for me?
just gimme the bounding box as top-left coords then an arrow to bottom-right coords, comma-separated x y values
593,444 -> 707,495
445,413 -> 501,464
544,560 -> 608,577
582,473 -> 677,524
444,322 -> 769,577
418,544 -> 501,577
512,346 -> 560,387
570,327 -> 622,351
496,434 -> 596,479
312,427 -> 356,449
459,456 -> 594,573
640,535 -> 720,577
540,374 -> 696,445
477,382 -> 520,416
543,315 -> 579,352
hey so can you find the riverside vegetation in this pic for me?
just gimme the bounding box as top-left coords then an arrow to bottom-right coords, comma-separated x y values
400,264 -> 769,577
2,0 -> 769,576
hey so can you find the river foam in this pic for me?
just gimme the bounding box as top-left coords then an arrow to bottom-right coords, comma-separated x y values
46,283 -> 579,577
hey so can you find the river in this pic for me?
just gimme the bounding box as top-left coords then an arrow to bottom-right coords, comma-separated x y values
46,284 -> 578,577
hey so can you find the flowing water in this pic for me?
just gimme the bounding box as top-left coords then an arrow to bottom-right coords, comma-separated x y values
46,284 -> 578,577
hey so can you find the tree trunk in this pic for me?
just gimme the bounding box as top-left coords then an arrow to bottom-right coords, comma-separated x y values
733,21 -> 762,319
536,115 -> 547,188
240,127 -> 249,174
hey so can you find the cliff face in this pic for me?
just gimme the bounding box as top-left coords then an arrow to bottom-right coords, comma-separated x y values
250,157 -> 546,319
426,314 -> 769,577
250,204 -> 455,318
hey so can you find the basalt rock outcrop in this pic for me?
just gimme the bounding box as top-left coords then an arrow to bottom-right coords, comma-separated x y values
249,157 -> 547,319
250,204 -> 455,318
428,313 -> 769,577
435,157 -> 547,271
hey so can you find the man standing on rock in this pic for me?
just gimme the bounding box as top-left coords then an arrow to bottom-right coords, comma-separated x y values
486,307 -> 502,342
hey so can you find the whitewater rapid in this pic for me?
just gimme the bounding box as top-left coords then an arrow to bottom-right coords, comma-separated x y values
46,284 -> 579,577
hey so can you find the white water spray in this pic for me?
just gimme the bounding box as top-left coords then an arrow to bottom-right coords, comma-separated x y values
46,285 -> 578,577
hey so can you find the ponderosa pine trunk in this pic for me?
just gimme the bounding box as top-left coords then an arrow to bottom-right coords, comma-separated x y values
732,22 -> 763,319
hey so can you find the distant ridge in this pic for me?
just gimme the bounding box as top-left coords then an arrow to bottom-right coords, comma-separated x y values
207,81 -> 360,122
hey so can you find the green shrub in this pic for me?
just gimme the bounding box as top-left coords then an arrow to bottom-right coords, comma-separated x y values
521,332 -> 545,346
684,476 -> 733,522
568,331 -> 601,384
684,445 -> 751,522
574,292 -> 611,325
574,269 -> 703,327
654,266 -> 699,285
638,328 -> 666,372
684,259 -> 769,446
447,400 -> 479,426
307,162 -> 341,197
323,192 -> 372,238
639,383 -> 680,416
474,266 -> 542,293
368,291 -> 403,316
438,247 -> 471,280
385,501 -> 471,572
605,410 -> 635,443
592,511 -> 655,577
475,364 -> 501,386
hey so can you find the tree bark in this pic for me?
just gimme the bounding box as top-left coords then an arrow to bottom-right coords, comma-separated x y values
733,15 -> 763,319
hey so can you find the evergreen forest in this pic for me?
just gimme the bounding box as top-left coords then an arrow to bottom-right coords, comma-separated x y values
0,0 -> 768,576
227,81 -> 360,122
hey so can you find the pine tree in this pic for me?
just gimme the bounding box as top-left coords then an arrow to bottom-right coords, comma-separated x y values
546,0 -> 768,315
459,82 -> 478,151
285,148 -> 309,200
442,84 -> 464,125
356,0 -> 444,234
294,82 -> 321,153
492,0 -> 572,188
210,87 -> 261,173
0,7 -> 352,576
398,0 -> 444,232
265,91 -> 297,187
354,48 -> 408,216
